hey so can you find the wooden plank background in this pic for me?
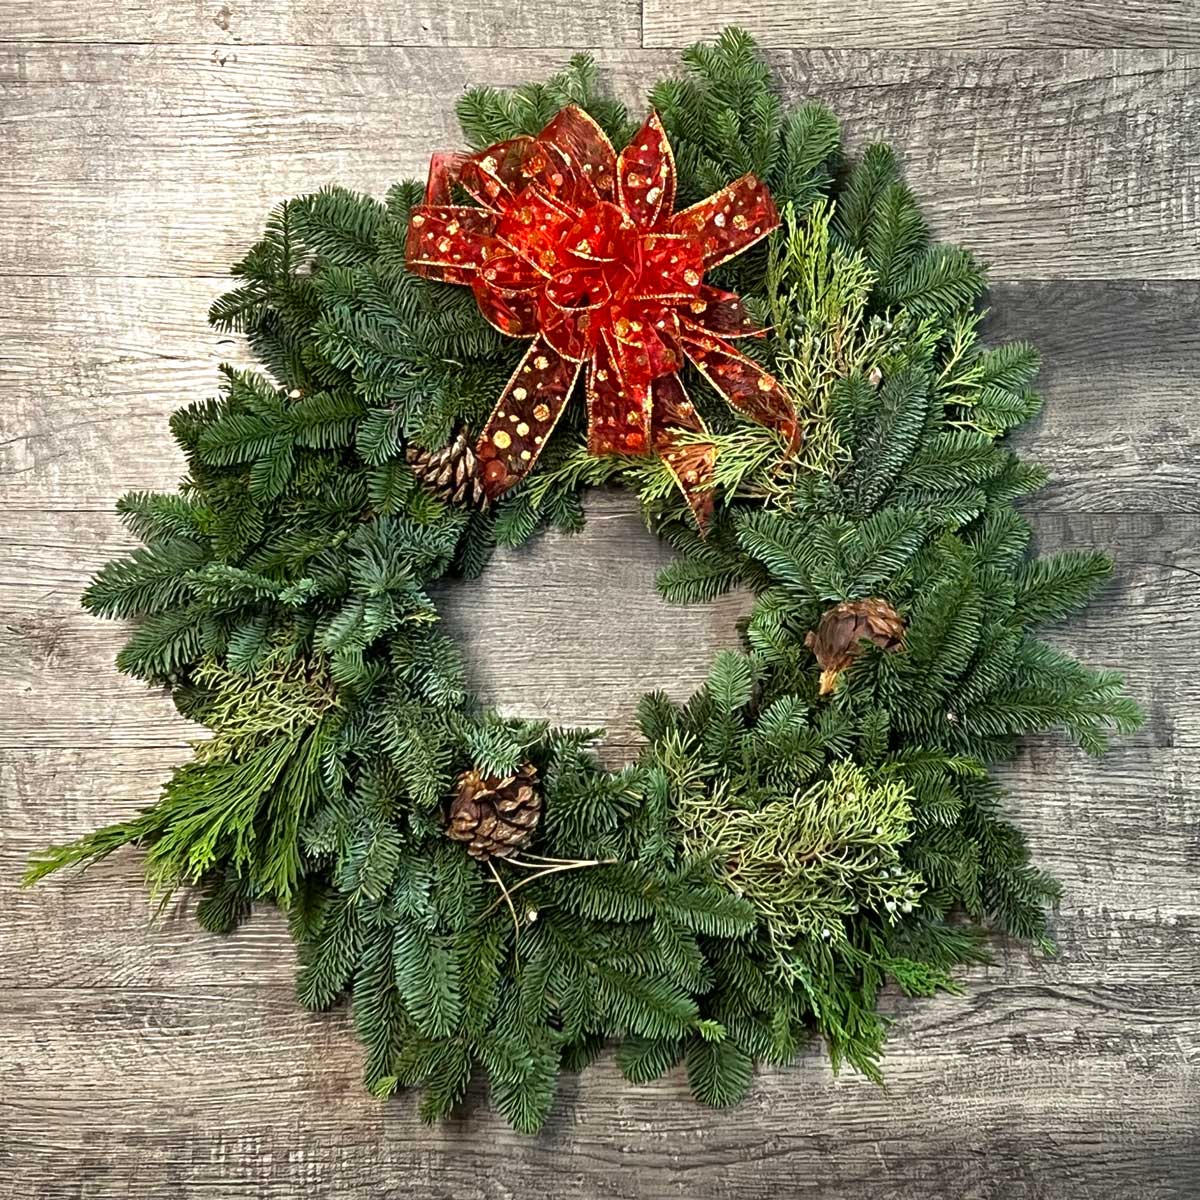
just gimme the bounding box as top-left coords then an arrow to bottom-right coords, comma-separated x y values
1,3 -> 1198,1197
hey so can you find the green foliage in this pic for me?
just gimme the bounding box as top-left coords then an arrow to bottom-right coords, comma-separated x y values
653,28 -> 839,213
28,29 -> 1141,1132
767,201 -> 885,474
687,1037 -> 755,1108
27,721 -> 332,904
457,53 -> 633,150
675,761 -> 923,950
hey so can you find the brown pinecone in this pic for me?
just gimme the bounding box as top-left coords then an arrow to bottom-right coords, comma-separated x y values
447,763 -> 541,861
406,430 -> 489,510
805,597 -> 905,696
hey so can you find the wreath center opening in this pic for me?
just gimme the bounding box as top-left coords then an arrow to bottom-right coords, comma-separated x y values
436,490 -> 748,760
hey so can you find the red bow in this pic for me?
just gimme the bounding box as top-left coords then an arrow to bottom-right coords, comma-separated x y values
405,105 -> 798,526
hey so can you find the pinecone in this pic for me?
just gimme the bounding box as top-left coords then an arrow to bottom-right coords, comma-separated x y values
447,763 -> 541,861
805,597 -> 905,696
406,430 -> 489,510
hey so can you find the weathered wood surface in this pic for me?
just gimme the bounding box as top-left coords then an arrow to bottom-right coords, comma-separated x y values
5,279 -> 1200,511
7,0 -> 1199,49
1,3 -> 1198,1198
2,47 -> 1199,280
0,0 -> 644,47
5,986 -> 1197,1200
644,1 -> 1200,49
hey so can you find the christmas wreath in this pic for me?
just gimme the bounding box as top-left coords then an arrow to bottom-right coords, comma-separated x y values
28,30 -> 1142,1131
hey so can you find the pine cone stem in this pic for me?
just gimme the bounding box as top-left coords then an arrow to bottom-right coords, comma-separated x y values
504,853 -> 618,870
504,851 -> 610,867
480,856 -> 618,919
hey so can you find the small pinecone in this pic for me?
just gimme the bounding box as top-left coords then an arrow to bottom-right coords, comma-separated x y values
805,597 -> 905,696
406,430 -> 489,510
447,763 -> 541,861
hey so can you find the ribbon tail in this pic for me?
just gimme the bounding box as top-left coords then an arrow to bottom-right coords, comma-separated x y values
475,335 -> 582,500
586,330 -> 652,457
651,374 -> 716,531
587,332 -> 712,529
678,328 -> 801,452
686,286 -> 766,339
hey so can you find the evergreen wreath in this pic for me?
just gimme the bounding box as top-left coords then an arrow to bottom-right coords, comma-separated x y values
27,30 -> 1143,1131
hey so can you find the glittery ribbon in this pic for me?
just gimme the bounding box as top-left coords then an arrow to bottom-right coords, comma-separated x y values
405,105 -> 798,527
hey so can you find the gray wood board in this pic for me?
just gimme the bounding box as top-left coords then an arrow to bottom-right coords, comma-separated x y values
0,1 -> 643,48
643,0 -> 1200,49
2,6 -> 1198,1199
3,986 -> 1196,1200
2,499 -> 1197,1199
3,279 -> 1199,511
5,0 -> 1198,49
4,279 -> 1199,510
1,47 -> 1198,279
2,504 -> 1191,749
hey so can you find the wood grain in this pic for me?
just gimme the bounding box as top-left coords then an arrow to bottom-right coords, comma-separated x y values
0,0 -> 643,48
644,1 -> 1200,50
1,502 -> 1192,744
1,47 -> 1197,279
2,502 -> 1196,994
2,7 -> 1199,1198
4,278 -> 1200,510
5,741 -> 1197,991
5,0 -> 1197,50
2,986 -> 1197,1200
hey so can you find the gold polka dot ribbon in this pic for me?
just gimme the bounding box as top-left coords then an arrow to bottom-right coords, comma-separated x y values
404,104 -> 799,528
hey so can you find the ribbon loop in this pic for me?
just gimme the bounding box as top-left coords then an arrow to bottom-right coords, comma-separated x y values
405,205 -> 496,284
617,112 -> 677,231
672,172 -> 779,269
537,106 -> 618,204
